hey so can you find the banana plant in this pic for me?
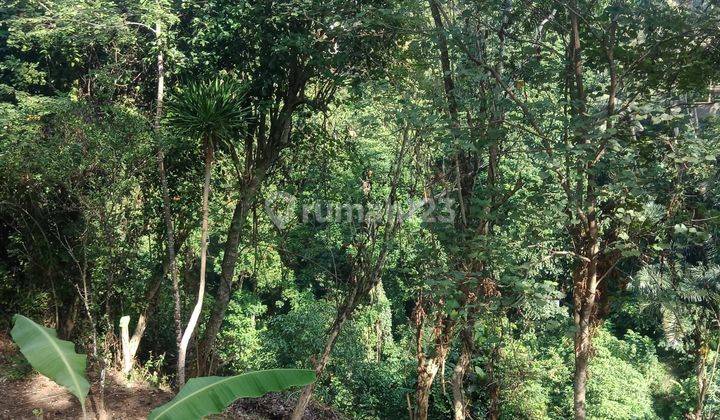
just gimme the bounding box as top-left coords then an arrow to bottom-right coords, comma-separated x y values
10,314 -> 90,412
10,314 -> 315,419
148,369 -> 316,420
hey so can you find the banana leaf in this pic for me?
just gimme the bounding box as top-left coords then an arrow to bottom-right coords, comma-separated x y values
148,368 -> 315,420
10,314 -> 90,408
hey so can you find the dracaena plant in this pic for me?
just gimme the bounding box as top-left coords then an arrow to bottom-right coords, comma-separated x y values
165,77 -> 249,385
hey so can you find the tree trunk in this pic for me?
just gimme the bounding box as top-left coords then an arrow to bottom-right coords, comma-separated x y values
573,330 -> 590,420
119,316 -> 132,374
572,231 -> 599,420
177,142 -> 213,386
152,18 -> 184,386
451,328 -> 472,420
694,333 -> 709,420
572,235 -> 599,420
567,1 -> 598,417
126,274 -> 161,360
195,180 -> 259,374
413,309 -> 450,420
290,292 -> 357,420
450,351 -> 469,420
487,345 -> 500,420
60,295 -> 80,338
415,354 -> 443,420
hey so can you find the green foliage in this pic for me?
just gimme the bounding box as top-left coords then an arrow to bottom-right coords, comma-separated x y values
586,329 -> 668,419
483,326 -> 674,419
1,0 -> 720,418
249,291 -> 413,419
165,77 -> 248,146
217,292 -> 270,372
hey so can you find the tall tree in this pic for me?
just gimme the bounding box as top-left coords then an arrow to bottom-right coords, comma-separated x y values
434,0 -> 720,417
185,0 -> 410,374
165,78 -> 247,385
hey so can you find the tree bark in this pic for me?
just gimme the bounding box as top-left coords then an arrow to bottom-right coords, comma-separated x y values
290,304 -> 353,420
415,352 -> 445,420
195,171 -> 264,374
694,334 -> 708,420
572,229 -> 599,420
573,330 -> 590,420
177,141 -> 213,386
126,274 -> 161,361
451,328 -> 472,420
119,316 -> 132,374
60,294 -> 80,338
572,228 -> 599,420
413,298 -> 452,420
567,2 -> 598,418
152,17 -> 184,386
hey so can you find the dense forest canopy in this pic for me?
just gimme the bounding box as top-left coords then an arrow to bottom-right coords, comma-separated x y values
1,0 -> 720,418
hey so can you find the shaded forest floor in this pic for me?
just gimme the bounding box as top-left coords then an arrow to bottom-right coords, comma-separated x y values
0,331 -> 172,419
0,333 -> 342,419
0,370 -> 172,419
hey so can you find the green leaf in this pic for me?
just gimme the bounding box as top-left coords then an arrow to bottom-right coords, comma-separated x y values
148,369 -> 316,420
165,77 -> 248,148
10,314 -> 90,408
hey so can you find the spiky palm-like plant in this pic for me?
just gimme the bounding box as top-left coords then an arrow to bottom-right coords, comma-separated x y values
166,77 -> 248,155
166,77 -> 247,386
632,263 -> 720,419
633,264 -> 720,349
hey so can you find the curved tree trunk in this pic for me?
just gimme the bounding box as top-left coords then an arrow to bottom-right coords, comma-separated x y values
121,18 -> 180,375
290,304 -> 353,420
177,141 -> 213,386
195,167 -> 267,375
124,271 -> 162,372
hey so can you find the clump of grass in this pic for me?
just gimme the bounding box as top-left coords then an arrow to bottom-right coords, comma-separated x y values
0,352 -> 33,381
129,352 -> 171,390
